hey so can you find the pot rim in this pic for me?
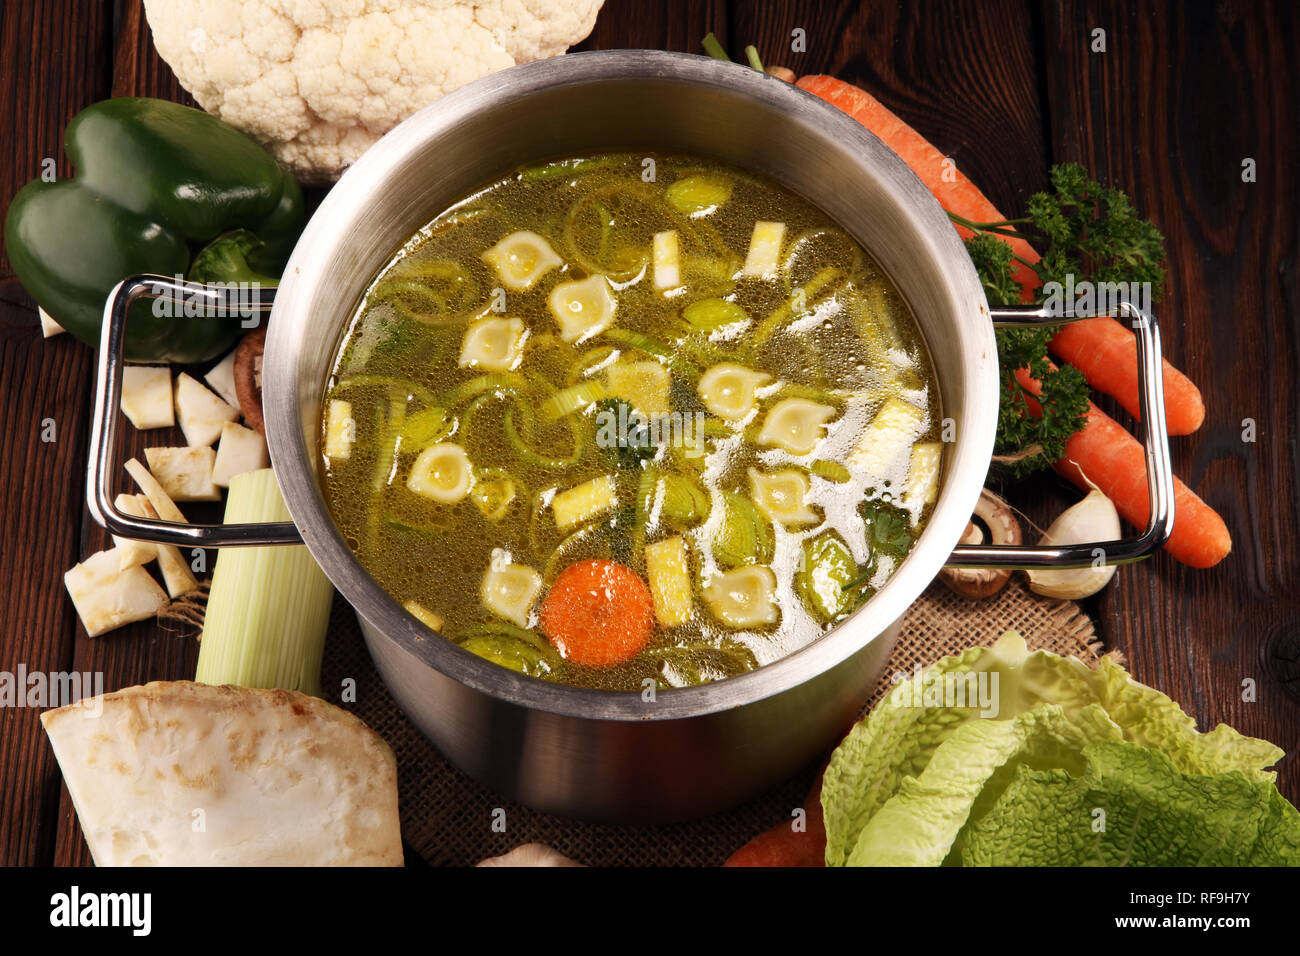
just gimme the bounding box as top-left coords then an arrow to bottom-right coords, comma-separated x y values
264,49 -> 997,722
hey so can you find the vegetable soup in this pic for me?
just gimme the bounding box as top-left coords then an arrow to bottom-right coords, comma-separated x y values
322,153 -> 942,691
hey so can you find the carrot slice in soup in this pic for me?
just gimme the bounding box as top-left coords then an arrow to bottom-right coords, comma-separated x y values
539,560 -> 655,668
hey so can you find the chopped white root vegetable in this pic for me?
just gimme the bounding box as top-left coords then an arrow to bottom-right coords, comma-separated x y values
757,398 -> 837,456
742,221 -> 787,278
403,600 -> 444,632
480,550 -> 543,628
748,468 -> 819,527
120,366 -> 175,430
212,422 -> 269,487
645,536 -> 693,627
112,493 -> 158,569
698,363 -> 772,420
406,443 -> 473,504
458,316 -> 527,372
552,475 -> 617,531
64,548 -> 168,637
324,399 -> 355,460
39,307 -> 65,338
652,230 -> 680,290
905,442 -> 942,517
203,350 -> 241,410
124,458 -> 199,598
850,396 -> 924,478
175,372 -> 240,447
145,446 -> 221,502
482,230 -> 562,291
703,566 -> 779,629
605,360 -> 670,416
548,275 -> 616,343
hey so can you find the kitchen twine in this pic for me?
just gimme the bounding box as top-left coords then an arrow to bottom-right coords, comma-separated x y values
321,577 -> 1101,866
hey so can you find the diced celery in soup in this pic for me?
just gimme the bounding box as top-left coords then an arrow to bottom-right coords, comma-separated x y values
322,153 -> 941,691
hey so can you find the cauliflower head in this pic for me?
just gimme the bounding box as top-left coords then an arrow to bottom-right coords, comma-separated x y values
144,0 -> 605,183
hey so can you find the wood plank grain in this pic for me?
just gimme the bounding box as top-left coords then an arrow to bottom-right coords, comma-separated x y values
732,0 -> 1053,218
0,0 -> 111,866
1042,0 -> 1300,795
572,0 -> 726,52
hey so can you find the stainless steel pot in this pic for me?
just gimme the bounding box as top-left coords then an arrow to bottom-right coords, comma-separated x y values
87,51 -> 1175,822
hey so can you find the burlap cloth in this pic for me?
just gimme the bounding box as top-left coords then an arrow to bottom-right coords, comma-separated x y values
320,577 -> 1101,866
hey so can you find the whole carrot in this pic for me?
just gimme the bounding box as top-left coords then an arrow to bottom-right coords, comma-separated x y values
1014,368 -> 1231,568
724,773 -> 826,867
795,74 -> 1205,436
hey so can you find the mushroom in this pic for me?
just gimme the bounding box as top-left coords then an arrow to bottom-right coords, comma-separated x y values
939,489 -> 1022,599
233,326 -> 267,436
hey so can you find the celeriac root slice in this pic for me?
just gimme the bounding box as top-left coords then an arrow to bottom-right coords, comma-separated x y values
120,365 -> 174,430
212,422 -> 270,486
124,458 -> 199,597
40,681 -> 403,866
112,493 -> 158,569
64,548 -> 168,637
144,446 -> 221,501
175,372 -> 239,446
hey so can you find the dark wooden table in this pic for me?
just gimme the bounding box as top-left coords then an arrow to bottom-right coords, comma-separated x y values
2,0 -> 1296,866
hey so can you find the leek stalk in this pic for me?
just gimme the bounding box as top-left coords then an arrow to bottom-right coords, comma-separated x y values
195,469 -> 334,696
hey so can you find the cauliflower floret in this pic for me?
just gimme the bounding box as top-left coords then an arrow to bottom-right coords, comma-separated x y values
144,0 -> 604,183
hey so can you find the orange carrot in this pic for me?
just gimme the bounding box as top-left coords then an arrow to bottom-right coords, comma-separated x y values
795,74 -> 1205,436
795,75 -> 1042,294
724,772 -> 826,867
1015,368 -> 1231,568
1048,318 -> 1205,434
539,560 -> 654,668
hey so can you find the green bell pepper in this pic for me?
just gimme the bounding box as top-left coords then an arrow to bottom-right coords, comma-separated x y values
4,97 -> 304,362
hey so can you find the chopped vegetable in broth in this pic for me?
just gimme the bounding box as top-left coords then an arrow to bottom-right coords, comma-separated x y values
322,153 -> 942,691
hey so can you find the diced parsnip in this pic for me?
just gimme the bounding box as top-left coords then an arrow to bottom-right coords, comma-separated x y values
757,398 -> 837,456
458,316 -> 527,372
64,548 -> 168,637
124,458 -> 199,598
849,397 -> 924,479
742,221 -> 786,278
652,230 -> 680,290
403,600 -> 445,632
39,307 -> 65,338
212,422 -> 269,487
548,275 -> 616,343
703,566 -> 779,629
203,349 -> 241,410
195,469 -> 335,695
748,468 -> 819,527
645,536 -> 693,627
480,550 -> 543,628
175,372 -> 239,447
406,443 -> 473,504
112,493 -> 158,569
552,475 -> 617,531
905,442 -> 942,516
698,363 -> 772,420
324,399 -> 355,460
482,230 -> 563,291
120,366 -> 175,430
144,446 -> 221,502
605,360 -> 670,416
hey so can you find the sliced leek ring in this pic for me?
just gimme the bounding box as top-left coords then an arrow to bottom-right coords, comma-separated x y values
548,275 -> 617,343
458,316 -> 527,372
697,363 -> 772,420
757,398 -> 837,455
482,230 -> 562,291
406,443 -> 473,504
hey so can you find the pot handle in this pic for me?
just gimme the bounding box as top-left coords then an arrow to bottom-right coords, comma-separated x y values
944,300 -> 1174,570
86,274 -> 303,547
